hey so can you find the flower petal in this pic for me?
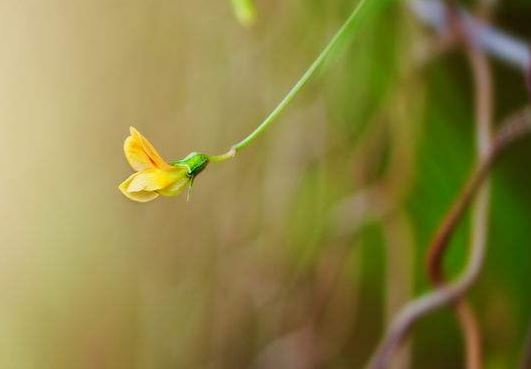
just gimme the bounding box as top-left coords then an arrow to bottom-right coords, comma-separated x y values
122,189 -> 160,202
119,173 -> 159,202
158,176 -> 189,197
124,127 -> 172,171
124,135 -> 152,171
130,127 -> 172,169
127,168 -> 184,192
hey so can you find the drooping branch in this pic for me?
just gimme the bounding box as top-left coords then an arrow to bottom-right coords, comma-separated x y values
364,106 -> 531,369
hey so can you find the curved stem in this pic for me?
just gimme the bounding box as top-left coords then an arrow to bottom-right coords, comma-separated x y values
366,160 -> 490,369
425,8 -> 492,367
209,147 -> 236,162
212,0 -> 378,161
365,106 -> 531,369
460,33 -> 493,369
457,302 -> 483,369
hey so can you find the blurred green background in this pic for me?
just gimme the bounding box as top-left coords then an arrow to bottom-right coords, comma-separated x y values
0,0 -> 529,368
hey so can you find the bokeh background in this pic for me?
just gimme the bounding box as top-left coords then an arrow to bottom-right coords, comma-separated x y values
0,0 -> 529,368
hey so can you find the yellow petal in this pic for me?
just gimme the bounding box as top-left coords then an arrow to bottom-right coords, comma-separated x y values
130,127 -> 172,169
158,176 -> 189,197
127,168 -> 185,192
124,135 -> 152,171
124,127 -> 172,171
122,189 -> 159,202
119,173 -> 159,202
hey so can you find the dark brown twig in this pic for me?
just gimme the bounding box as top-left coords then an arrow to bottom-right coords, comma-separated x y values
365,106 -> 531,369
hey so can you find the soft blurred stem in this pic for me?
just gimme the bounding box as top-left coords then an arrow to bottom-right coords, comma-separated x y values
457,302 -> 483,369
210,0 -> 382,162
365,106 -> 531,369
231,0 -> 257,27
461,39 -> 493,369
425,8 -> 492,367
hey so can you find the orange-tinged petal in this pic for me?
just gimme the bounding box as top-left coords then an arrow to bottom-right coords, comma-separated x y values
124,135 -> 152,171
119,172 -> 159,202
124,127 -> 172,170
130,127 -> 172,169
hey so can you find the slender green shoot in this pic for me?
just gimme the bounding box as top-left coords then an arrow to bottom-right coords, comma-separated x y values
211,0 -> 378,162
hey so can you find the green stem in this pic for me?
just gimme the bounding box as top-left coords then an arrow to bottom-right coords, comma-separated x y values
210,0 -> 376,162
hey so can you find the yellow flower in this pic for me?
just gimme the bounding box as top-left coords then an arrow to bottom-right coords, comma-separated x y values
119,127 -> 208,202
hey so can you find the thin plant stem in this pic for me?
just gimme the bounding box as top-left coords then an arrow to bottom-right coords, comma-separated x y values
460,35 -> 493,369
425,9 -> 492,368
210,0 -> 379,162
457,302 -> 483,369
365,106 -> 531,369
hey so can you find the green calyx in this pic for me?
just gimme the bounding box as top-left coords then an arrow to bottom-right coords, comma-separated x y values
170,152 -> 209,178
